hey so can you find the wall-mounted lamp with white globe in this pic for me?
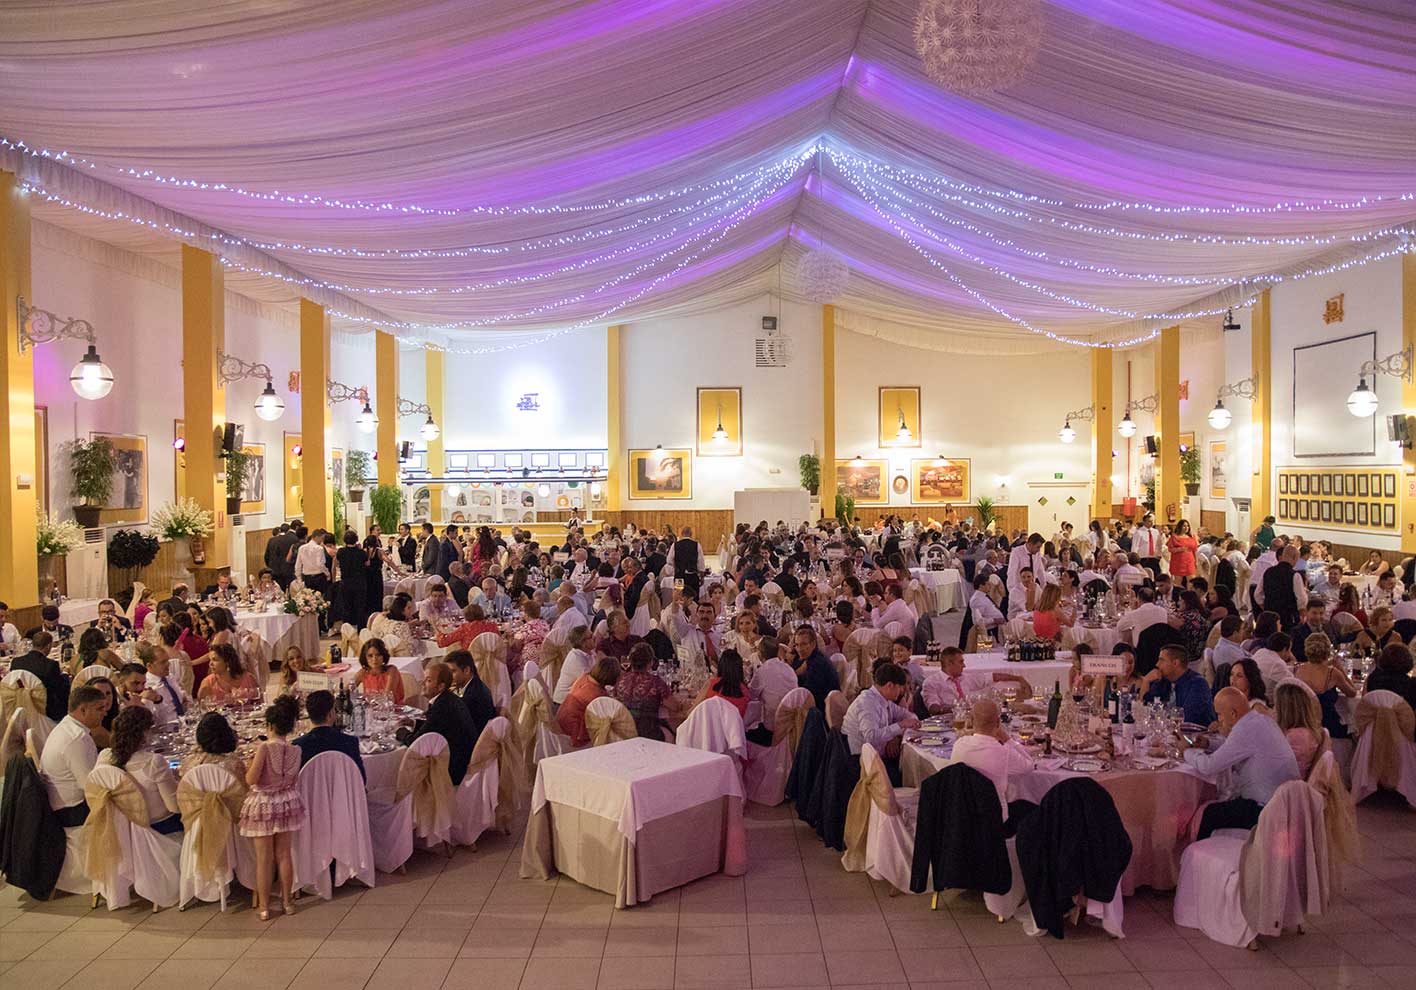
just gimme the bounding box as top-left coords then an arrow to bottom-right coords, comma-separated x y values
218,351 -> 284,420
1117,394 -> 1156,439
398,396 -> 439,441
1347,344 -> 1413,418
1056,405 -> 1093,444
253,380 -> 285,421
354,401 -> 378,433
1117,411 -> 1137,438
17,296 -> 115,399
1207,376 -> 1256,430
328,379 -> 377,432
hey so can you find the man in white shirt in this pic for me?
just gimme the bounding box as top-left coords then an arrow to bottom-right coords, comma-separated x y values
551,626 -> 594,704
1006,533 -> 1048,602
949,697 -> 1035,819
0,600 -> 18,651
841,663 -> 918,785
1211,614 -> 1248,669
748,653 -> 800,739
40,685 -> 108,825
968,575 -> 1006,636
1310,563 -> 1343,597
1392,591 -> 1416,623
1374,571 -> 1405,608
551,589 -> 588,635
1248,538 -> 1282,612
566,548 -> 595,586
296,531 -> 334,598
143,649 -> 189,726
870,582 -> 916,630
1250,632 -> 1295,695
921,648 -> 1029,713
419,582 -> 465,627
1007,567 -> 1043,620
680,602 -> 723,663
1131,514 -> 1163,580
1113,552 -> 1147,588
1078,558 -> 1107,588
1116,587 -> 1171,642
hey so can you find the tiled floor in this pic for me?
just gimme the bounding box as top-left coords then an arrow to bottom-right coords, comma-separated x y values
4,791 -> 1416,990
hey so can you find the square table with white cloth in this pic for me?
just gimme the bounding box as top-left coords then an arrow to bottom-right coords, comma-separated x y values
236,608 -> 320,666
909,567 -> 963,614
520,738 -> 747,907
964,653 -> 1076,696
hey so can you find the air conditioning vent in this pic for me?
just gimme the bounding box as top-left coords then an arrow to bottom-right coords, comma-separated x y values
755,330 -> 792,368
83,528 -> 104,544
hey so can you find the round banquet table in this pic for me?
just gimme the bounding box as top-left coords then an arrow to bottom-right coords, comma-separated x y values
903,735 -> 1216,894
1068,624 -> 1127,655
963,653 -> 1076,696
909,567 -> 963,613
236,608 -> 320,665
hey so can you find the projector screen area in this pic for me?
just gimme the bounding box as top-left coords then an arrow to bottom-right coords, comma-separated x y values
1293,332 -> 1377,458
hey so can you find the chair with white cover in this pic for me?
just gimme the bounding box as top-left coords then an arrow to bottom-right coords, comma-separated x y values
902,579 -> 930,621
744,687 -> 814,806
1002,618 -> 1034,641
1349,689 -> 1416,807
451,717 -> 520,848
374,733 -> 446,864
72,665 -> 112,689
470,632 -> 512,713
629,577 -> 657,637
675,696 -> 748,768
883,620 -> 909,642
176,763 -> 251,910
1307,750 -> 1361,894
291,751 -> 376,899
824,690 -> 849,732
843,628 -> 890,701
0,669 -> 54,748
829,653 -> 849,693
1332,612 -> 1364,639
585,696 -> 636,747
80,764 -> 181,910
399,670 -> 426,711
236,627 -> 270,692
25,727 -> 92,896
841,743 -> 919,894
1174,779 -> 1329,948
0,706 -> 35,807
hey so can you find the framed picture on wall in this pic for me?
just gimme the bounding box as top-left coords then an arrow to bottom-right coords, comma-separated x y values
1384,504 -> 1397,528
1321,501 -> 1332,522
1385,473 -> 1397,498
94,433 -> 148,525
1298,475 -> 1308,494
1209,441 -> 1227,498
1357,474 -> 1370,497
1299,500 -> 1310,520
1342,473 -> 1354,495
283,432 -> 303,518
1278,498 -> 1288,518
1370,472 -> 1382,493
628,448 -> 692,499
1371,502 -> 1382,526
836,459 -> 888,505
878,386 -> 922,448
240,443 -> 266,515
1280,474 -> 1290,494
1345,502 -> 1356,524
1320,474 -> 1332,495
910,457 -> 970,504
696,387 -> 742,456
1358,503 -> 1369,526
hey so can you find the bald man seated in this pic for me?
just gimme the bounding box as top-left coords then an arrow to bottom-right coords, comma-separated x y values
949,697 -> 1038,835
1183,686 -> 1300,839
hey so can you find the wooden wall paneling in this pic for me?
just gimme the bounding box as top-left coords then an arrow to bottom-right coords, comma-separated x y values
106,540 -> 183,599
601,510 -> 734,550
1200,511 -> 1228,536
245,527 -> 276,582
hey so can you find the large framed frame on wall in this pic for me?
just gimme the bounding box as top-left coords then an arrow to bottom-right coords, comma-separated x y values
878,386 -> 921,449
696,387 -> 742,456
1293,331 -> 1376,458
94,432 -> 148,526
1276,465 -> 1398,534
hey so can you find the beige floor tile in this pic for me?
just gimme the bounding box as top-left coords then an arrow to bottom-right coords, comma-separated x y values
4,958 -> 90,990
476,903 -> 551,928
460,926 -> 539,958
2,908 -> 84,933
1213,970 -> 1311,990
601,924 -> 677,957
136,957 -> 235,990
386,927 -> 472,959
597,955 -> 676,990
531,926 -> 608,958
972,944 -> 1061,980
366,956 -> 455,990
519,955 -> 602,990
1139,970 -> 1230,990
824,949 -> 907,985
672,953 -> 751,989
441,957 -> 528,990
242,928 -> 328,959
60,957 -> 161,990
886,918 -> 966,949
170,930 -> 261,959
1298,966 -> 1388,990
0,928 -> 57,960
314,928 -> 399,958
1118,937 -> 1209,971
210,957 -> 306,990
896,946 -> 984,984
748,923 -> 822,954
676,924 -> 748,956
341,902 -> 418,928
541,902 -> 615,928
105,927 -> 195,959
1065,975 -> 1152,990
408,902 -> 483,926
39,929 -> 125,960
1043,940 -> 1137,975
750,952 -> 828,988
294,956 -> 380,986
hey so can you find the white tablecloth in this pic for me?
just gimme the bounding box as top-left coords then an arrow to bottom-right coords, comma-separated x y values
363,746 -> 405,801
385,575 -> 433,603
532,737 -> 743,838
1069,624 -> 1128,654
58,598 -> 101,629
964,653 -> 1076,695
236,609 -> 320,664
909,568 -> 963,613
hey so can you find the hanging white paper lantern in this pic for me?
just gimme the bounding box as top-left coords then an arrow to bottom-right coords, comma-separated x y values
914,0 -> 1044,96
795,249 -> 849,304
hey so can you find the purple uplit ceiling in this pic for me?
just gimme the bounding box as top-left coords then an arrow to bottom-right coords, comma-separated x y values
1,0 -> 1414,348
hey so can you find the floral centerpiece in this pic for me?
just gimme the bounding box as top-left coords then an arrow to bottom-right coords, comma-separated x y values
37,512 -> 85,558
151,497 -> 215,541
284,586 -> 327,616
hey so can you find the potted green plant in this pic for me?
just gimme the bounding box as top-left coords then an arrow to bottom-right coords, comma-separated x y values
223,447 -> 251,516
345,450 -> 373,505
370,483 -> 403,535
798,453 -> 820,496
1180,445 -> 1201,497
36,512 -> 84,600
107,528 -> 159,596
332,488 -> 346,538
66,436 -> 115,527
834,491 -> 856,526
974,495 -> 996,532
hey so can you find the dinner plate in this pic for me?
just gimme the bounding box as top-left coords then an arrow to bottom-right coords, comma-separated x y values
1063,757 -> 1109,773
1054,739 -> 1103,755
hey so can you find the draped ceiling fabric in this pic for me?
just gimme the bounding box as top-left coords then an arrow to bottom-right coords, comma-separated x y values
2,0 -> 1415,355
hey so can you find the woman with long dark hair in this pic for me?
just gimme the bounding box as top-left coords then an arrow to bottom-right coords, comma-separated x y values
99,705 -> 182,833
699,648 -> 748,719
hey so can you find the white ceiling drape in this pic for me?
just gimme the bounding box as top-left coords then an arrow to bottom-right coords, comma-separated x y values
1,0 -> 1413,353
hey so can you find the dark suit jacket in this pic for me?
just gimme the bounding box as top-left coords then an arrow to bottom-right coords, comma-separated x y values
458,680 -> 497,744
449,576 -> 472,609
436,538 -> 459,582
397,536 -> 418,569
421,536 -> 440,575
294,725 -> 366,780
23,624 -> 73,643
11,651 -> 70,722
414,690 -> 478,784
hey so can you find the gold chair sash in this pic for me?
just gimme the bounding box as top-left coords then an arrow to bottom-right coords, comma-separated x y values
540,639 -> 570,691
1355,697 -> 1416,790
176,776 -> 245,880
513,681 -> 554,779
585,704 -> 637,748
465,725 -> 524,832
471,632 -> 507,692
396,746 -> 456,838
0,682 -> 46,721
841,749 -> 900,873
80,771 -> 150,881
771,700 -> 811,754
843,630 -> 892,699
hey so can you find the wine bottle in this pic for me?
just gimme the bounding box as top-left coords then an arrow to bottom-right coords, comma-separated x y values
1046,679 -> 1062,729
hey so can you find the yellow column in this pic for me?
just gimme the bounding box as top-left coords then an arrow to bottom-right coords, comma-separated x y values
375,330 -> 399,488
820,304 -> 837,518
1402,257 -> 1416,553
1251,291 -> 1273,525
1154,326 -> 1181,523
299,299 -> 332,531
1090,348 -> 1114,520
0,171 -> 38,609
605,325 -> 623,513
181,245 -> 229,569
425,349 -> 445,521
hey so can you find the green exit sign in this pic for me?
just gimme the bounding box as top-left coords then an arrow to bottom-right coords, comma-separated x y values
1054,472 -> 1064,480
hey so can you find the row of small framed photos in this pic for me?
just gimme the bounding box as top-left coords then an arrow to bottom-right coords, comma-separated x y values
1278,497 -> 1396,530
1279,468 -> 1397,500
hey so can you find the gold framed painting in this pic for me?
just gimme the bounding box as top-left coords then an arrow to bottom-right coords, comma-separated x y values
629,448 -> 692,499
1209,441 -> 1227,498
878,386 -> 921,448
835,458 -> 888,505
284,433 -> 304,518
240,443 -> 267,515
910,457 -> 970,504
94,432 -> 148,525
696,387 -> 742,456
34,406 -> 48,515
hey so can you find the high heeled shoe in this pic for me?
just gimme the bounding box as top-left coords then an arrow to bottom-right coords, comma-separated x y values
282,896 -> 296,916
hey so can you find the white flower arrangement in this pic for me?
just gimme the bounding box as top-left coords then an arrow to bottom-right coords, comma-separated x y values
284,587 -> 328,616
36,513 -> 85,557
151,497 -> 215,541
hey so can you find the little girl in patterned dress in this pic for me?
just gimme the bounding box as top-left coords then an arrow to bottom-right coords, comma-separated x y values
240,695 -> 307,919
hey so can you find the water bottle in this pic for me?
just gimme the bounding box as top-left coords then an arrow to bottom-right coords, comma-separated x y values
351,696 -> 367,737
1046,680 -> 1062,729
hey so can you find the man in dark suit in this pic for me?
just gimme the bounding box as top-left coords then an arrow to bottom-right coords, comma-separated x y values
11,630 -> 70,722
447,562 -> 473,609
292,690 -> 366,780
411,662 -> 477,784
23,605 -> 73,643
265,524 -> 298,589
437,526 -> 460,582
396,523 -> 418,570
446,650 -> 496,743
790,625 -> 840,712
420,522 -> 439,575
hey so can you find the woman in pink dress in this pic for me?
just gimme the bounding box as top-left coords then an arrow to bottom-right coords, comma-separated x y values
197,644 -> 261,705
509,598 -> 549,685
240,695 -> 307,920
